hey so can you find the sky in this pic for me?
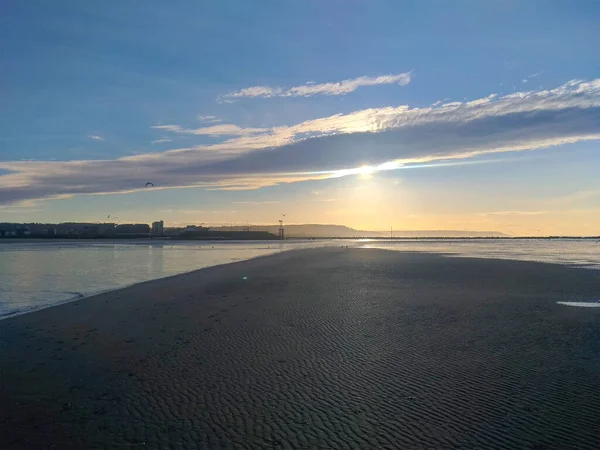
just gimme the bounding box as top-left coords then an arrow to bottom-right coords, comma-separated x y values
1,0 -> 599,236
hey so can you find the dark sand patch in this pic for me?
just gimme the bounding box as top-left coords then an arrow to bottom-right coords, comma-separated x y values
1,248 -> 599,449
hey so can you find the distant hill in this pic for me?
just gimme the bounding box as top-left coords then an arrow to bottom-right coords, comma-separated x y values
210,224 -> 509,238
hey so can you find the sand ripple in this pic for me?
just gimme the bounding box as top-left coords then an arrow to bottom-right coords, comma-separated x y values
1,249 -> 599,449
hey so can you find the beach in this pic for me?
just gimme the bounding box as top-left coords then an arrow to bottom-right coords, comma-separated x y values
1,247 -> 599,449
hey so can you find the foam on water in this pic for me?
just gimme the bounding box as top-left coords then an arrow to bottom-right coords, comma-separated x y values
556,301 -> 600,308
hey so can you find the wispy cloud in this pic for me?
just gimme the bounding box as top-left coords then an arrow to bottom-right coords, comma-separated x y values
151,138 -> 172,144
88,135 -> 104,141
197,115 -> 221,123
152,124 -> 268,137
151,125 -> 184,133
522,71 -> 544,84
310,198 -> 337,203
0,199 -> 41,213
2,79 -> 600,204
0,207 -> 42,213
221,72 -> 412,100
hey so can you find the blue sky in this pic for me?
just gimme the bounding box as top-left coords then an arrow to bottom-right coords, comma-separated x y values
1,0 -> 599,235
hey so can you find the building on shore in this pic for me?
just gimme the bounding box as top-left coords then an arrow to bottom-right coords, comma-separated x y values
151,220 -> 164,235
115,223 -> 150,235
56,223 -> 116,237
0,223 -> 28,237
1,221 -> 277,240
183,225 -> 207,234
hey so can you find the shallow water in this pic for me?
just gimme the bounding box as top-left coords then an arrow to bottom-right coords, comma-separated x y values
1,238 -> 599,318
359,238 -> 600,269
0,240 -> 330,318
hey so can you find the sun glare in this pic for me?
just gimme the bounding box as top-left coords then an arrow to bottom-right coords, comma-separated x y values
321,160 -> 405,180
358,165 -> 375,178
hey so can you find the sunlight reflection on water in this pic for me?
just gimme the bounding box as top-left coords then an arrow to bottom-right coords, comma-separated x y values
1,238 -> 599,318
359,238 -> 600,269
0,240 -> 331,318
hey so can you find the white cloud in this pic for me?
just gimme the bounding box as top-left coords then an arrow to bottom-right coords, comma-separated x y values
2,79 -> 600,204
88,135 -> 104,141
151,138 -> 172,144
310,198 -> 337,203
524,70 -> 545,84
224,86 -> 282,99
221,72 -> 411,100
153,123 -> 268,137
151,125 -> 185,133
0,199 -> 41,213
197,115 -> 221,123
0,207 -> 42,213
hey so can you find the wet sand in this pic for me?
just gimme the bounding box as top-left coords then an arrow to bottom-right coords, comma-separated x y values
1,248 -> 599,449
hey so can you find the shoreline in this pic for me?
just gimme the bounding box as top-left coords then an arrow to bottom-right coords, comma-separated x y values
0,246 -> 309,321
2,244 -> 600,321
2,248 -> 599,448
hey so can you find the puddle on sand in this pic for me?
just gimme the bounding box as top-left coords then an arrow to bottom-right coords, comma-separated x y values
557,301 -> 600,308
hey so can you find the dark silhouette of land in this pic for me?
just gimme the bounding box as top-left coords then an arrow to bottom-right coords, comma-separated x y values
2,222 -> 597,240
210,224 -> 510,238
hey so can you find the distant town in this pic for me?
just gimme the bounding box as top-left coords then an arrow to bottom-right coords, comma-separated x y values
1,222 -> 597,240
0,221 -> 280,240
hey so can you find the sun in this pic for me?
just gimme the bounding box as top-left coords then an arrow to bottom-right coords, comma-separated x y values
357,165 -> 375,178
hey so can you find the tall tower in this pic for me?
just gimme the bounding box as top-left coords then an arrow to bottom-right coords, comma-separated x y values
278,219 -> 284,240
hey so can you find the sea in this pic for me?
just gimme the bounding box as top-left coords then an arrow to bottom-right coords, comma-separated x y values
1,238 -> 599,318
